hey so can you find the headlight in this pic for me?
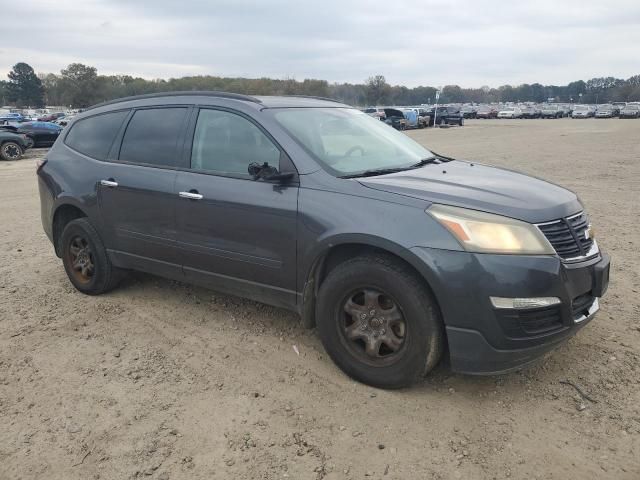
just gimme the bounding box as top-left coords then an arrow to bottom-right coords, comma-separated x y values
428,204 -> 555,255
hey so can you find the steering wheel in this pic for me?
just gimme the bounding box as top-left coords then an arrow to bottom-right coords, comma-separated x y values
345,146 -> 365,157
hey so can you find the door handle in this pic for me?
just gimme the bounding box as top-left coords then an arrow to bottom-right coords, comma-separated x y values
179,191 -> 204,200
100,179 -> 118,188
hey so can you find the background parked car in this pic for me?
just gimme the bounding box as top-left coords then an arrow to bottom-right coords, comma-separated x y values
402,108 -> 428,129
571,105 -> 595,118
619,104 -> 640,118
428,106 -> 464,126
54,115 -> 76,127
540,105 -> 564,118
363,107 -> 386,120
38,112 -> 66,122
595,105 -> 617,118
15,121 -> 63,148
475,105 -> 498,119
383,108 -> 408,130
0,129 -> 30,160
460,105 -> 477,118
520,106 -> 541,119
497,107 -> 522,119
0,112 -> 25,123
416,107 -> 431,127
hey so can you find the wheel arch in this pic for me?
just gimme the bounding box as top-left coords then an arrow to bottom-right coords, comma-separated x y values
0,138 -> 25,154
52,203 -> 88,256
300,236 -> 443,329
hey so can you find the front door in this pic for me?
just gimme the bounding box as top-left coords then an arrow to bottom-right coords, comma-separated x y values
174,108 -> 299,308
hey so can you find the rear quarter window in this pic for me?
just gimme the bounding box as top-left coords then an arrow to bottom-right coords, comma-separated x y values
65,110 -> 129,160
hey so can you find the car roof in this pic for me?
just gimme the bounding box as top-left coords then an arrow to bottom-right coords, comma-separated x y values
86,91 -> 349,113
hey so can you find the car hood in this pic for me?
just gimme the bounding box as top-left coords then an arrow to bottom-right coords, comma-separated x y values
358,160 -> 581,223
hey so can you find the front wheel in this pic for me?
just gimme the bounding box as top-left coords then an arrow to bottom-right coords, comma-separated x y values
316,254 -> 444,389
25,136 -> 35,149
459,118 -> 464,126
60,218 -> 123,295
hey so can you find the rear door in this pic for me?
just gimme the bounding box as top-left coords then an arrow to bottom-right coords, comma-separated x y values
174,107 -> 299,308
97,106 -> 190,274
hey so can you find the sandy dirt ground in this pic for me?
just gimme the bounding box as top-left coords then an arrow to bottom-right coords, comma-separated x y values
1,118 -> 639,480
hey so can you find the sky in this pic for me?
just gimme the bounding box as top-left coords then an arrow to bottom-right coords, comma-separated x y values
1,0 -> 639,88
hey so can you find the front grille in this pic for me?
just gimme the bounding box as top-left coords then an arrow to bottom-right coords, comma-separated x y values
537,212 -> 594,260
497,306 -> 563,338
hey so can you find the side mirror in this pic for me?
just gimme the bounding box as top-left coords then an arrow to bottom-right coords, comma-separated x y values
247,162 -> 293,182
265,171 -> 294,182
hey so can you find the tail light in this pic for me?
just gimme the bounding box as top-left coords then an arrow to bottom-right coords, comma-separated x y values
36,158 -> 48,172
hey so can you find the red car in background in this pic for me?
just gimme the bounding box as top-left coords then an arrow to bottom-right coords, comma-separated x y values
38,112 -> 66,122
476,105 -> 498,119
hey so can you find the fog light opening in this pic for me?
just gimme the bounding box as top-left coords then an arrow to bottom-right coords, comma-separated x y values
490,296 -> 561,309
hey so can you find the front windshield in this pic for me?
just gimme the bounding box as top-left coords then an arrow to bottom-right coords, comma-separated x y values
270,108 -> 433,176
574,105 -> 589,111
625,105 -> 639,110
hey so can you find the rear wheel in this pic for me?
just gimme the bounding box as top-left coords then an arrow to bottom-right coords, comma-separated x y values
0,141 -> 23,161
60,218 -> 123,295
316,254 -> 444,389
459,117 -> 464,126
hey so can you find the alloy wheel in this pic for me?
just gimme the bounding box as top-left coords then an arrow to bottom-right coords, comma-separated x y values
2,143 -> 21,160
65,235 -> 95,284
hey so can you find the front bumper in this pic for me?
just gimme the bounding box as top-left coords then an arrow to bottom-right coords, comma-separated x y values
410,247 -> 610,374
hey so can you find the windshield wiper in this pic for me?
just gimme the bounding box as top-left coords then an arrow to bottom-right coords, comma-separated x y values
340,167 -> 409,179
409,156 -> 438,168
340,155 -> 449,179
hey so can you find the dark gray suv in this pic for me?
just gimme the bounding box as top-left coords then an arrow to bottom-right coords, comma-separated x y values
38,92 -> 610,388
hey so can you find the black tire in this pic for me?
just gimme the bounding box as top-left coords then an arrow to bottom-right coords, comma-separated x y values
59,218 -> 123,295
25,136 -> 35,149
316,254 -> 444,389
0,141 -> 23,161
459,118 -> 464,126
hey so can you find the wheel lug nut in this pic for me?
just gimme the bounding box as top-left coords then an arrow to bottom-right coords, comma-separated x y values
380,329 -> 386,335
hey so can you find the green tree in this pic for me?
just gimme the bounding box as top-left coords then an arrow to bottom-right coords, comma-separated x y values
6,62 -> 45,107
0,80 -> 8,105
441,85 -> 464,103
59,63 -> 102,107
365,75 -> 391,105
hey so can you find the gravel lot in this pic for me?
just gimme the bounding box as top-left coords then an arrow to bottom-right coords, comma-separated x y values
1,118 -> 639,480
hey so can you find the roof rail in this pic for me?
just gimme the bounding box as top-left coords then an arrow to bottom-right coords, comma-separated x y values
86,91 -> 262,110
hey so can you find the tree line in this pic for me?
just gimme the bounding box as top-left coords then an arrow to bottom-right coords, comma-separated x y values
2,62 -> 640,109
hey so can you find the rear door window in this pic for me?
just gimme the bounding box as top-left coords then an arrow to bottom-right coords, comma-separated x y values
65,110 -> 128,160
119,107 -> 188,167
